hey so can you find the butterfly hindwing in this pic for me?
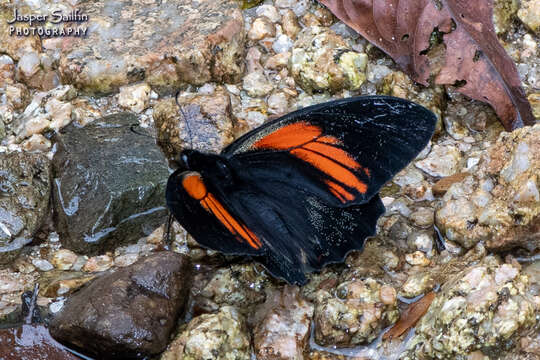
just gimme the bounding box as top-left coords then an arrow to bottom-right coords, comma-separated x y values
223,96 -> 436,207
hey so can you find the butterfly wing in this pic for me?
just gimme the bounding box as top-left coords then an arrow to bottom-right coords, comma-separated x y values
222,95 -> 436,207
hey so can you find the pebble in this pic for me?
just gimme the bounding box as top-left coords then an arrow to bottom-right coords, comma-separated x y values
379,285 -> 397,305
114,253 -> 140,267
264,52 -> 291,69
45,98 -> 73,132
405,251 -> 431,267
282,10 -> 301,39
32,259 -> 54,272
272,34 -> 294,53
118,83 -> 151,113
410,207 -> 435,228
267,92 -> 289,114
243,71 -> 274,97
21,134 -> 51,152
82,255 -> 113,273
17,51 -> 40,78
248,17 -> 276,41
255,4 -> 281,23
416,144 -> 461,177
51,249 -> 78,270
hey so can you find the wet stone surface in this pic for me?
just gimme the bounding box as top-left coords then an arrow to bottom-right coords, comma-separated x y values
0,152 -> 51,265
52,112 -> 168,255
49,252 -> 192,359
57,0 -> 245,93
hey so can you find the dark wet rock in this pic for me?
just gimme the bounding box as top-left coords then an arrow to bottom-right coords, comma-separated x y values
161,305 -> 251,360
52,112 -> 168,255
0,152 -> 51,264
0,324 -> 81,360
50,252 -> 192,359
57,0 -> 245,93
436,124 -> 540,251
154,86 -> 235,162
252,286 -> 314,360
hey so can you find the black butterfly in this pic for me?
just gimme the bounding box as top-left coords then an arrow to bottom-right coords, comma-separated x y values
166,96 -> 436,285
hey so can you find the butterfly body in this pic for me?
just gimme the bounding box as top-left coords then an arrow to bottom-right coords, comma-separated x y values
166,96 -> 436,285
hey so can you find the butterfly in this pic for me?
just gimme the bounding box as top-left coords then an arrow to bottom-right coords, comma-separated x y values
166,96 -> 436,285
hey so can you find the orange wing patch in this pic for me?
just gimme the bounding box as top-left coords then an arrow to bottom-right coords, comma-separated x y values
182,173 -> 262,249
254,122 -> 370,203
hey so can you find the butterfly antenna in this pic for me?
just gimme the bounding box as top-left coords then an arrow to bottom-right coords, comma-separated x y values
175,91 -> 194,149
163,212 -> 174,250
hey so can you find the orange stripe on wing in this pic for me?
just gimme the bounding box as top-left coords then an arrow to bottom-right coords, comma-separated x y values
292,148 -> 368,194
302,141 -> 362,171
325,180 -> 355,203
254,122 -> 322,150
203,193 -> 262,250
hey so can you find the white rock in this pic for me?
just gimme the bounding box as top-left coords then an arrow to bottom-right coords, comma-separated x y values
255,5 -> 281,23
21,134 -> 51,152
267,92 -> 289,114
118,83 -> 151,113
18,51 -> 40,78
242,71 -> 274,97
248,17 -> 276,41
416,144 -> 461,177
273,34 -> 293,53
32,259 -> 54,272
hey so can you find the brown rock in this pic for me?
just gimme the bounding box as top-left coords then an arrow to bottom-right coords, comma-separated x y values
253,286 -> 314,359
49,252 -> 192,359
433,172 -> 470,196
154,86 -> 235,162
57,0 -> 245,93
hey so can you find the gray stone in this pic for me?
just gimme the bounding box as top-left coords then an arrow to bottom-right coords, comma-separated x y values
52,112 -> 168,255
56,0 -> 245,93
0,152 -> 51,264
50,252 -> 192,358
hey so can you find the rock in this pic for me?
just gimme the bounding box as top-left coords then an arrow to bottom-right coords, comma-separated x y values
5,83 -> 30,111
0,152 -> 51,264
253,286 -> 314,360
57,0 -> 245,93
400,271 -> 436,298
405,251 -> 431,267
118,83 -> 151,114
518,0 -> 540,32
409,207 -> 435,228
282,10 -> 301,39
255,4 -> 281,23
45,98 -> 73,132
436,125 -> 540,251
31,259 -> 54,272
161,306 -> 251,360
403,257 -> 537,359
529,93 -> 540,119
290,26 -> 368,93
493,0 -> 519,34
432,172 -> 470,196
154,86 -> 234,162
51,250 -> 78,271
195,263 -> 269,313
0,324 -> 80,360
273,34 -> 294,53
0,5 -> 41,62
82,255 -> 113,273
267,91 -> 289,115
313,277 -> 399,346
39,271 -> 95,298
243,71 -> 274,97
52,113 -> 168,255
0,55 -> 15,85
415,144 -> 461,178
248,17 -> 276,41
50,252 -> 192,359
21,134 -> 52,152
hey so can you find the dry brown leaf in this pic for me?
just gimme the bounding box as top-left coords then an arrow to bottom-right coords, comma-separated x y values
383,291 -> 436,340
319,0 -> 535,131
